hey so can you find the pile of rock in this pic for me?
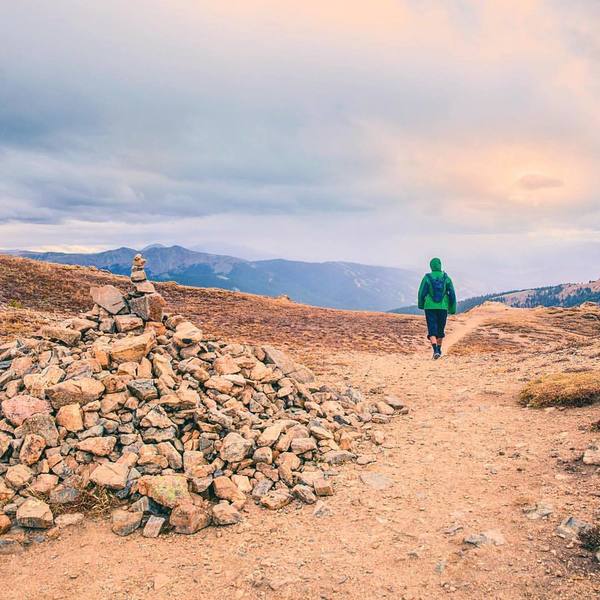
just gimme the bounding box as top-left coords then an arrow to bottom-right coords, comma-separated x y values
0,254 -> 406,545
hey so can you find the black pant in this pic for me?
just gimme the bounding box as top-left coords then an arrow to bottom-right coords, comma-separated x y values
425,309 -> 448,339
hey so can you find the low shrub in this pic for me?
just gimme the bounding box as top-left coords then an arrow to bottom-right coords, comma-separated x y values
519,371 -> 600,408
579,525 -> 600,552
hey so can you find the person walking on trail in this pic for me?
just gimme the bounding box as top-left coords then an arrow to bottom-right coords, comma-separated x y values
417,257 -> 457,359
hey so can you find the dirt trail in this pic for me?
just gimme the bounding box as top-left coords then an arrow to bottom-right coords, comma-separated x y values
444,315 -> 488,351
2,309 -> 600,600
443,304 -> 512,352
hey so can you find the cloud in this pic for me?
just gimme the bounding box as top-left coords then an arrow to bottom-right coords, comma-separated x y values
517,174 -> 564,190
0,1 -> 599,290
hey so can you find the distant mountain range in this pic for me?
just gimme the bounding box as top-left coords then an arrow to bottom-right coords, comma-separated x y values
12,245 -> 421,312
390,278 -> 600,314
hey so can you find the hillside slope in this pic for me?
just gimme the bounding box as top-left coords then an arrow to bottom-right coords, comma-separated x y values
15,245 -> 420,311
391,277 -> 600,314
0,254 -> 423,357
497,279 -> 600,308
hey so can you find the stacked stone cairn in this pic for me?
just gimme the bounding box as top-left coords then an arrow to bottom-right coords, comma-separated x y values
0,254 -> 407,546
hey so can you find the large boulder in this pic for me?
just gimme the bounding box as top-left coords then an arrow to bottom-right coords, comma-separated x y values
10,356 -> 33,377
5,464 -> 34,489
140,406 -> 172,428
23,366 -> 65,398
136,475 -> 191,508
212,476 -> 246,507
129,293 -> 165,322
134,280 -> 156,294
1,395 -> 52,426
583,446 -> 600,465
19,434 -> 46,466
0,514 -> 11,534
114,315 -> 144,333
90,285 -> 126,315
0,432 -> 10,458
77,436 -> 117,456
257,423 -> 285,447
21,413 -> 59,447
262,345 -> 315,383
173,322 -> 203,347
290,437 -> 317,454
127,379 -> 158,402
262,346 -> 297,375
157,442 -> 183,470
39,326 -> 81,347
68,317 -> 97,332
260,490 -> 292,510
46,378 -> 105,409
55,403 -> 84,432
0,479 -> 16,503
213,356 -> 240,375
110,332 -> 155,364
152,354 -> 176,379
204,376 -> 234,394
169,502 -> 211,534
111,509 -> 142,536
211,503 -> 242,526
90,461 -> 130,490
30,474 -> 59,495
219,432 -> 252,463
16,498 -> 53,529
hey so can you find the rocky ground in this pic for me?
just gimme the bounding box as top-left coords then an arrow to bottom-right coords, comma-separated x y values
0,256 -> 599,599
1,255 -> 411,545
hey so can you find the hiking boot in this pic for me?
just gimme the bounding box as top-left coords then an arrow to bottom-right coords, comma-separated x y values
432,350 -> 441,360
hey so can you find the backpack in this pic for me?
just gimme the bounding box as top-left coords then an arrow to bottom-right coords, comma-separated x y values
426,272 -> 447,303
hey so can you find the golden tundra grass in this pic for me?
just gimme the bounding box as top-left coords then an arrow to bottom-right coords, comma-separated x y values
520,371 -> 600,408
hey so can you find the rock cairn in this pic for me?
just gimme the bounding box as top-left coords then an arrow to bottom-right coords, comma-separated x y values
0,254 -> 406,545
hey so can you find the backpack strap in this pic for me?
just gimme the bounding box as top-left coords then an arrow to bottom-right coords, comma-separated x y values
440,272 -> 448,296
425,273 -> 434,294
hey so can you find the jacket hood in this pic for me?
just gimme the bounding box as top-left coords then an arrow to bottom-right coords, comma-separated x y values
430,257 -> 442,272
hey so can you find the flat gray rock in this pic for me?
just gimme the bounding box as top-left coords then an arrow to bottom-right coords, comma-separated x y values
360,472 -> 393,490
464,529 -> 505,547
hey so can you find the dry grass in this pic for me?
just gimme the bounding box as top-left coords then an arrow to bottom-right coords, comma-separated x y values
0,307 -> 64,342
519,371 -> 600,408
26,484 -> 124,518
55,485 -> 125,517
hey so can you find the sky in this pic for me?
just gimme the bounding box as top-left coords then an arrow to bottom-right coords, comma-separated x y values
0,1 -> 599,293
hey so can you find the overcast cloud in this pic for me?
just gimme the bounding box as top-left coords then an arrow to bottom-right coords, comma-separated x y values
0,1 -> 599,293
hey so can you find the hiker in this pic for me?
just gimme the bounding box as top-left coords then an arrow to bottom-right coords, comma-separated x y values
417,257 -> 457,359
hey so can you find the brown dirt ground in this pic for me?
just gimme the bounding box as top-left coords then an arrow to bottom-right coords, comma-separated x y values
1,259 -> 600,599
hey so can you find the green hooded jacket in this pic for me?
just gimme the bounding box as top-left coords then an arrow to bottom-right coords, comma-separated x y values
417,258 -> 457,314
